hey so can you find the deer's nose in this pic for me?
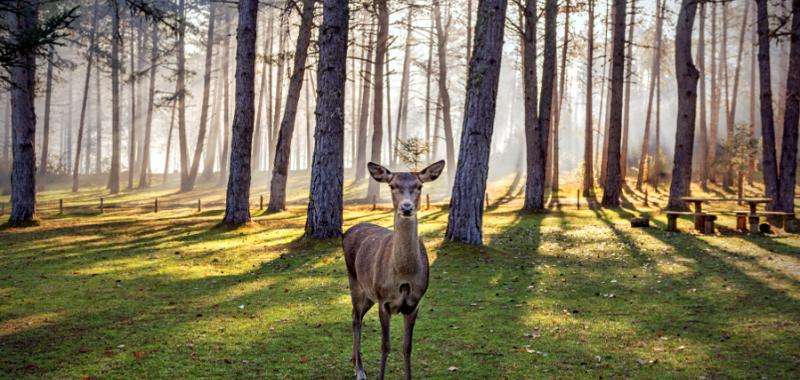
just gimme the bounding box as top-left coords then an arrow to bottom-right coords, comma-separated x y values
399,202 -> 414,216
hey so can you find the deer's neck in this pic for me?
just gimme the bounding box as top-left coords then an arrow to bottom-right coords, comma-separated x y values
391,214 -> 421,275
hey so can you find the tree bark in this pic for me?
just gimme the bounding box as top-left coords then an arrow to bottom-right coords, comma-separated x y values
445,0 -> 507,244
775,0 -> 800,215
72,0 -> 100,192
268,0 -> 315,212
176,0 -> 189,191
721,3 -> 733,188
725,0 -> 751,189
162,96 -> 177,184
385,52 -> 394,165
354,26 -> 374,182
551,0 -> 570,196
601,0 -> 627,207
366,0 -> 389,201
396,5 -> 413,145
219,5 -> 232,184
667,0 -> 700,211
203,56 -> 224,180
108,0 -> 121,194
755,0 -> 779,209
425,13 -> 434,162
270,12 -> 289,169
583,0 -> 595,197
7,0 -> 39,225
127,19 -> 138,190
697,2 -> 708,191
138,19 -> 158,188
305,0 -> 349,238
620,0 -> 636,180
433,0 -> 455,184
635,0 -> 665,191
523,0 -> 557,211
747,4 -> 757,185
253,10 -> 273,173
222,0 -> 258,226
95,66 -> 102,174
39,47 -> 54,177
709,3 -> 720,182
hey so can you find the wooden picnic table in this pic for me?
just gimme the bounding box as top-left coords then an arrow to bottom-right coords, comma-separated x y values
681,197 -> 771,234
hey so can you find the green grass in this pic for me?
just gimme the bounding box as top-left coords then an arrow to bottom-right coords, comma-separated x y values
1,174 -> 799,379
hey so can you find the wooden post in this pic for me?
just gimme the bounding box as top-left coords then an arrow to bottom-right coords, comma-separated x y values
259,195 -> 263,210
576,189 -> 580,210
100,197 -> 104,213
485,193 -> 489,209
372,194 -> 377,211
154,198 -> 158,213
59,199 -> 63,214
426,194 -> 430,210
197,199 -> 201,212
644,189 -> 648,205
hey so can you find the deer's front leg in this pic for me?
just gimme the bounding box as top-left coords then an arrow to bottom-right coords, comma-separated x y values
402,307 -> 418,380
379,303 -> 391,380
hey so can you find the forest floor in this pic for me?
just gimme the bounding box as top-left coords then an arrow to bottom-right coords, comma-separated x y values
1,173 -> 799,379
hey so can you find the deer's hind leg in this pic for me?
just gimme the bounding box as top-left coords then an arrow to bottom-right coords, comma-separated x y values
350,278 -> 373,380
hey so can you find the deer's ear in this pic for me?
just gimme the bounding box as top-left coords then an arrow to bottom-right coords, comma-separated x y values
418,160 -> 445,183
368,162 -> 393,183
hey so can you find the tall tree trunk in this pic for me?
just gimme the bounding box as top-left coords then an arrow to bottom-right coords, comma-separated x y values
721,3 -> 733,188
756,0 -> 779,209
39,47 -> 54,177
3,97 -> 10,171
466,0 -> 473,64
775,0 -> 800,215
433,0 -> 455,184
366,0 -> 389,201
748,5 -> 757,185
306,71 -> 314,170
128,19 -> 137,190
176,0 -> 190,190
697,2 -> 708,191
72,0 -> 100,192
139,20 -> 158,188
667,0 -> 700,211
551,0 -> 570,196
425,13 -> 434,162
95,66 -> 102,174
219,5 -> 232,184
305,0 -> 349,238
709,3 -> 720,183
582,0 -> 595,196
253,10 -> 273,173
620,0 -> 636,181
162,97 -> 177,184
601,0 -> 627,207
598,1 -> 614,186
108,0 -> 121,194
7,0 -> 38,225
725,0 -> 751,189
203,56 -> 224,180
523,0 -> 557,211
653,59 -> 662,190
445,0 -> 508,244
270,12 -> 289,170
222,0 -> 258,226
268,0 -> 315,211
354,26 -> 374,181
182,4 -> 216,192
386,53 -> 394,165
635,0 -> 665,191
395,5 -> 413,144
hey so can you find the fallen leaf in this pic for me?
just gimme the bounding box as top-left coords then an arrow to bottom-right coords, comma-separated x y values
78,347 -> 90,354
448,366 -> 459,372
133,351 -> 146,359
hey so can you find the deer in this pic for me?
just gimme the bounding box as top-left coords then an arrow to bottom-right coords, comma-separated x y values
342,160 -> 445,380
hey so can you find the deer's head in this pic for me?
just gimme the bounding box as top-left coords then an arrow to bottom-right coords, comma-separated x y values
368,160 -> 445,218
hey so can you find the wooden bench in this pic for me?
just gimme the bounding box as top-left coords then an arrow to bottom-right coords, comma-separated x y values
665,211 -> 700,232
736,211 -> 796,230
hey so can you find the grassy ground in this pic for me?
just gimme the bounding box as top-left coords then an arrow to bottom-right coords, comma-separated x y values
1,173 -> 799,379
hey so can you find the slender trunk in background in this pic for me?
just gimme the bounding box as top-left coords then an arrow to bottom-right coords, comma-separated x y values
433,93 -> 441,159
253,11 -> 273,172
697,3 -> 708,191
653,60 -> 662,190
748,5 -> 757,185
446,0 -> 508,244
425,13 -> 434,162
433,0 -> 455,184
395,5 -> 414,145
366,0 -> 389,201
386,54 -> 394,165
268,0 -> 315,211
466,0 -> 473,64
755,0 -> 778,208
776,44 -> 791,160
3,98 -> 10,170
176,0 -> 190,191
95,67 -> 102,174
72,0 -> 100,192
601,0 -> 626,207
270,12 -> 289,169
108,0 -> 121,194
350,32 -> 358,170
203,60 -> 223,180
636,0 -> 664,191
583,0 -> 595,196
354,26 -> 374,182
219,6 -> 232,184
709,3 -> 720,182
128,20 -> 137,190
8,0 -> 38,225
222,0 -> 258,226
721,4 -> 733,188
725,0 -> 751,189
162,98 -> 177,184
551,0 -> 569,196
183,4 -> 216,192
599,1 -> 613,186
775,0 -> 800,215
305,0 -> 349,238
39,47 -> 54,177
667,0 -> 700,211
139,20 -> 158,188
620,0 -> 636,180
305,71 -> 313,170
